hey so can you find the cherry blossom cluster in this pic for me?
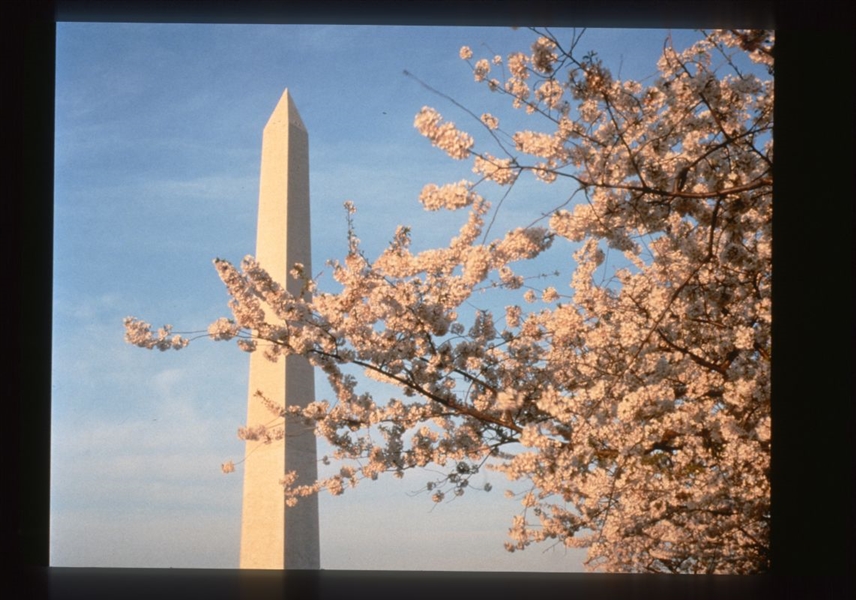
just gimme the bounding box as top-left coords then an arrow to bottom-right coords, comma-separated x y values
123,317 -> 189,350
126,28 -> 772,574
418,180 -> 481,211
413,106 -> 474,160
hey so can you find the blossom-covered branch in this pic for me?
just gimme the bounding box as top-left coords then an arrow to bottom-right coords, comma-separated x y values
126,28 -> 772,574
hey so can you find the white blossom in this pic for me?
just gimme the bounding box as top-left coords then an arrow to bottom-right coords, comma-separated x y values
126,29 -> 772,575
480,113 -> 499,130
414,106 -> 474,160
473,59 -> 490,82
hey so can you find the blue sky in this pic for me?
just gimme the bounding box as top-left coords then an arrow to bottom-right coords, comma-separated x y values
52,23 -> 708,570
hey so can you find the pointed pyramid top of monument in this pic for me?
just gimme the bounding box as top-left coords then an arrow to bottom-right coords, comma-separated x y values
265,88 -> 306,132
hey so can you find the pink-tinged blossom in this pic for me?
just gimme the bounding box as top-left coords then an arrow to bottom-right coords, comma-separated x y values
535,79 -> 564,109
418,181 -> 480,211
531,36 -> 557,73
207,317 -> 239,341
473,59 -> 490,82
123,318 -> 189,351
505,305 -> 521,328
541,287 -> 559,302
473,154 -> 517,185
480,113 -> 499,130
126,29 -> 772,575
236,339 -> 257,352
414,106 -> 473,160
505,77 -> 531,109
507,52 -> 529,79
495,390 -> 522,412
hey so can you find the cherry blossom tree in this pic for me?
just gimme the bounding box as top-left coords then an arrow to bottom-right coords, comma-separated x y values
126,28 -> 773,574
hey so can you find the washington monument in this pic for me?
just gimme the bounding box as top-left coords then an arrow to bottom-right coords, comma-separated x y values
240,89 -> 320,569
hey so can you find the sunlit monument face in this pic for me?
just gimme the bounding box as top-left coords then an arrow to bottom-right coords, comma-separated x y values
238,89 -> 319,570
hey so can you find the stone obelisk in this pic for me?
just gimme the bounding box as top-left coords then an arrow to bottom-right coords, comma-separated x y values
240,89 -> 320,570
